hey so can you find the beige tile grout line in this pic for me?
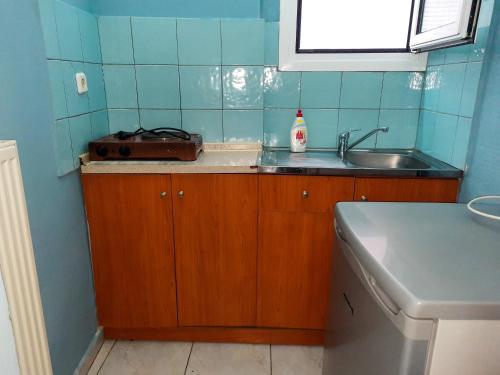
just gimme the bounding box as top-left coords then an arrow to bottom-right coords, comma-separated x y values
183,342 -> 194,375
87,340 -> 116,375
269,344 -> 273,375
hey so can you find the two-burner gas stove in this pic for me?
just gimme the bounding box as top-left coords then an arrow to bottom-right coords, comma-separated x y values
88,127 -> 203,161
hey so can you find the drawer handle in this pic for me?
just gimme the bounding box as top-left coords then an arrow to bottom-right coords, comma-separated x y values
361,195 -> 368,201
302,190 -> 309,199
160,191 -> 167,198
178,191 -> 184,199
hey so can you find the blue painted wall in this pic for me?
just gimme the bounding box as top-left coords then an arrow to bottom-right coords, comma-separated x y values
0,1 -> 97,375
91,0 -> 260,18
460,1 -> 500,201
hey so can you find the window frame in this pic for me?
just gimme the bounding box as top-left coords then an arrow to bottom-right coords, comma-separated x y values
409,0 -> 481,51
279,0 -> 428,72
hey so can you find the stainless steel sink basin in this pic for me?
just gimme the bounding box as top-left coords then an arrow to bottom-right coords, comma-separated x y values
258,148 -> 462,177
344,151 -> 431,169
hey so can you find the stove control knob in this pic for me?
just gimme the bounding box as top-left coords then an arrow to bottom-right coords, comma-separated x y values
96,145 -> 108,157
119,145 -> 131,157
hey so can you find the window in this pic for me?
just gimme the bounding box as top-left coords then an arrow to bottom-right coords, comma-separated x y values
410,0 -> 481,51
280,0 -> 481,71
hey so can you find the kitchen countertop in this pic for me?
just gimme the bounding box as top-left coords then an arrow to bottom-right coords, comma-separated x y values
335,202 -> 500,320
80,143 -> 261,174
80,144 -> 462,177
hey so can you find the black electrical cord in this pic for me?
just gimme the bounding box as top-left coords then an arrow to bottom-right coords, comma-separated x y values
114,127 -> 192,141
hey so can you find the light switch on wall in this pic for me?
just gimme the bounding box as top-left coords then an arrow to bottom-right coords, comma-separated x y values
75,72 -> 88,94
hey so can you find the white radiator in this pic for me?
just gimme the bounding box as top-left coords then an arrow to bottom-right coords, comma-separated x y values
0,141 -> 53,375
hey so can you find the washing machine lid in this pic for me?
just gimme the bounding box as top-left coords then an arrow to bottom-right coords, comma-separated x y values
334,202 -> 500,320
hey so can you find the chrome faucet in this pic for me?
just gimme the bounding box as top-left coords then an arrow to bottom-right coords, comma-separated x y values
337,127 -> 389,159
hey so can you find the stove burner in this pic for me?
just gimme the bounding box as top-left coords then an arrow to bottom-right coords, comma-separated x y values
115,127 -> 191,141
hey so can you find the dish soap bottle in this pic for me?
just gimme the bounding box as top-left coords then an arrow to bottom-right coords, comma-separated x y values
290,109 -> 307,152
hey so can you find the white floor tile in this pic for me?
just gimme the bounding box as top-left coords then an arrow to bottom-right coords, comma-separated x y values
87,340 -> 115,375
98,340 -> 192,375
186,343 -> 271,375
271,345 -> 323,375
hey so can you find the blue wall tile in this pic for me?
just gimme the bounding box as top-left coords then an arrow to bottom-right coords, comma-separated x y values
177,19 -> 221,65
302,109 -> 338,148
264,22 -> 279,66
338,109 -> 380,148
69,113 -> 92,165
79,11 -> 101,63
179,66 -> 222,109
426,50 -> 445,66
444,44 -> 471,64
221,19 -> 264,65
47,60 -> 68,120
102,65 -> 138,108
90,110 -> 110,138
38,0 -> 60,59
264,67 -> 300,108
54,0 -> 83,61
131,17 -> 178,64
416,110 -> 436,154
181,110 -> 223,141
139,109 -> 182,128
430,113 -> 458,164
460,62 -> 483,117
98,16 -> 134,64
421,66 -> 440,111
52,119 -> 75,175
451,117 -> 472,168
108,109 -> 140,133
300,72 -> 341,109
85,63 -> 107,111
136,65 -> 180,109
62,61 -> 90,116
223,110 -> 263,142
377,110 -> 419,149
436,63 -> 466,114
222,66 -> 264,109
263,109 -> 295,147
340,72 -> 383,109
261,0 -> 280,21
381,72 -> 423,109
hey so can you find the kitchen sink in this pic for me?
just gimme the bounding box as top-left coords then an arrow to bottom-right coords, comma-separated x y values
258,148 -> 462,177
344,151 -> 431,169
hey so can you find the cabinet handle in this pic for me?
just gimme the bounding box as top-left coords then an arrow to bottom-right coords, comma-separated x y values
361,195 -> 368,201
160,191 -> 167,198
178,190 -> 184,199
302,190 -> 309,199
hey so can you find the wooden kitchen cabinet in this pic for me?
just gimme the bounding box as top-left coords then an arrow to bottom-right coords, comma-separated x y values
171,174 -> 258,327
257,175 -> 355,330
354,177 -> 460,202
81,174 -> 178,328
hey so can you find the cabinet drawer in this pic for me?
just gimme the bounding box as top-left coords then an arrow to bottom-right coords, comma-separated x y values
259,175 -> 354,212
354,177 -> 460,202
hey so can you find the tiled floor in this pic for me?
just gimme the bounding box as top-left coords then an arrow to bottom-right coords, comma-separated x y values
87,340 -> 323,375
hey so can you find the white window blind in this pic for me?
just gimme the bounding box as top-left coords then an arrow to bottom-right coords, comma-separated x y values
410,0 -> 478,51
420,0 -> 463,32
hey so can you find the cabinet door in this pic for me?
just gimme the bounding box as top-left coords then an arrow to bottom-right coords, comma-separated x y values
81,174 -> 177,328
354,177 -> 459,202
257,175 -> 355,330
172,174 -> 258,327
